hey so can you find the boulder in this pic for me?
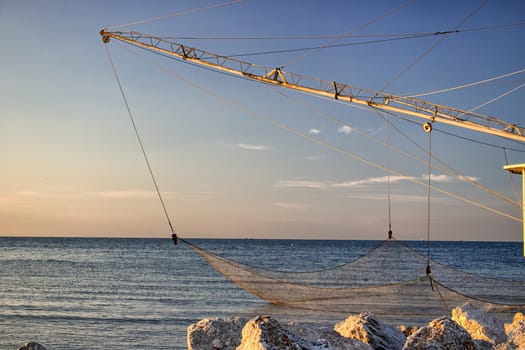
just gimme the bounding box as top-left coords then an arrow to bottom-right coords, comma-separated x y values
18,343 -> 47,350
402,316 -> 480,350
504,312 -> 525,336
514,312 -> 525,324
286,323 -> 373,350
187,316 -> 247,350
398,325 -> 418,339
498,317 -> 525,350
237,315 -> 332,350
452,302 -> 506,346
334,312 -> 406,350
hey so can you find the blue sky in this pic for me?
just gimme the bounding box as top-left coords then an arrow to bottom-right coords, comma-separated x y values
1,0 -> 524,241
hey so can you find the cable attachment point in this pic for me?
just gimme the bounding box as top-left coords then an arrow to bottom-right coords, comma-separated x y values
423,122 -> 433,133
100,29 -> 110,44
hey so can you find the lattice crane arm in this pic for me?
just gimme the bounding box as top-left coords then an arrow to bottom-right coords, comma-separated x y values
100,29 -> 524,143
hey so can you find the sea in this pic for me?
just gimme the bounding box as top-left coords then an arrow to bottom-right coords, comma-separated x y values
1,237 -> 524,350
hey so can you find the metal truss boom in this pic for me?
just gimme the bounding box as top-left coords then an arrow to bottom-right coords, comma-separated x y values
100,30 -> 524,143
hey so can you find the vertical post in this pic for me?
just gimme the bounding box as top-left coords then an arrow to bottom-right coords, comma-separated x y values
503,163 -> 525,257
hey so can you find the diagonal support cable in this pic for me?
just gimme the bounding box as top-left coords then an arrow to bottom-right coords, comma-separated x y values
104,44 -> 176,237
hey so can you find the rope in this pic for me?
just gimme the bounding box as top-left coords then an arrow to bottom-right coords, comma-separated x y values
265,83 -> 523,219
188,238 -> 390,275
203,22 -> 525,60
464,82 -> 525,114
157,22 -> 525,41
104,44 -> 176,237
164,32 -> 441,41
111,39 -> 523,223
380,0 -> 488,92
430,276 -> 450,311
282,0 -> 415,68
327,92 -> 525,153
107,0 -> 243,30
503,148 -> 521,206
386,117 -> 393,239
271,85 -> 520,208
426,129 -> 432,268
404,68 -> 525,98
431,278 -> 523,306
432,127 -> 525,153
217,33 -> 432,59
422,129 -> 450,313
374,110 -> 521,208
394,238 -> 525,284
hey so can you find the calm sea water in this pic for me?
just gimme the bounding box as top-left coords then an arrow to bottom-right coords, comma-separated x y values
1,237 -> 523,349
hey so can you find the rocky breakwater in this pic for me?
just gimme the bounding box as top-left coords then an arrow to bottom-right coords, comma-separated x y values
187,303 -> 525,350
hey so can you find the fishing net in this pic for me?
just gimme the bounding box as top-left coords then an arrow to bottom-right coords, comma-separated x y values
101,26 -> 525,326
184,239 -> 524,321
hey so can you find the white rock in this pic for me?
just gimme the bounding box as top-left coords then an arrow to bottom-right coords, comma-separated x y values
403,316 -> 480,350
514,312 -> 525,324
286,323 -> 373,350
334,312 -> 406,350
187,316 -> 247,350
187,315 -> 371,350
237,315 -> 332,350
498,317 -> 525,350
452,302 -> 506,346
505,312 -> 525,336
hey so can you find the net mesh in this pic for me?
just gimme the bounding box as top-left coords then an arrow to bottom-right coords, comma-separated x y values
185,239 -> 524,321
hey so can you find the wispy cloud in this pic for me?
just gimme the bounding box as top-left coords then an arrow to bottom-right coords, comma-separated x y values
457,175 -> 480,182
237,143 -> 271,151
274,202 -> 308,210
334,174 -> 479,188
276,173 -> 478,191
308,128 -> 321,135
15,190 -> 86,199
337,125 -> 353,134
14,189 -> 175,199
344,193 -> 440,203
101,190 -> 216,200
427,173 -> 479,183
99,190 -> 169,199
275,180 -> 327,189
333,175 -> 415,188
428,174 -> 454,183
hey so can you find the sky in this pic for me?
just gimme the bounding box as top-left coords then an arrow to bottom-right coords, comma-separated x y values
1,0 -> 524,241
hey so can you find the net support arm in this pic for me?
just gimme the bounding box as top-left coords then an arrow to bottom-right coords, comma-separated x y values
100,29 -> 525,142
101,29 -> 525,255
